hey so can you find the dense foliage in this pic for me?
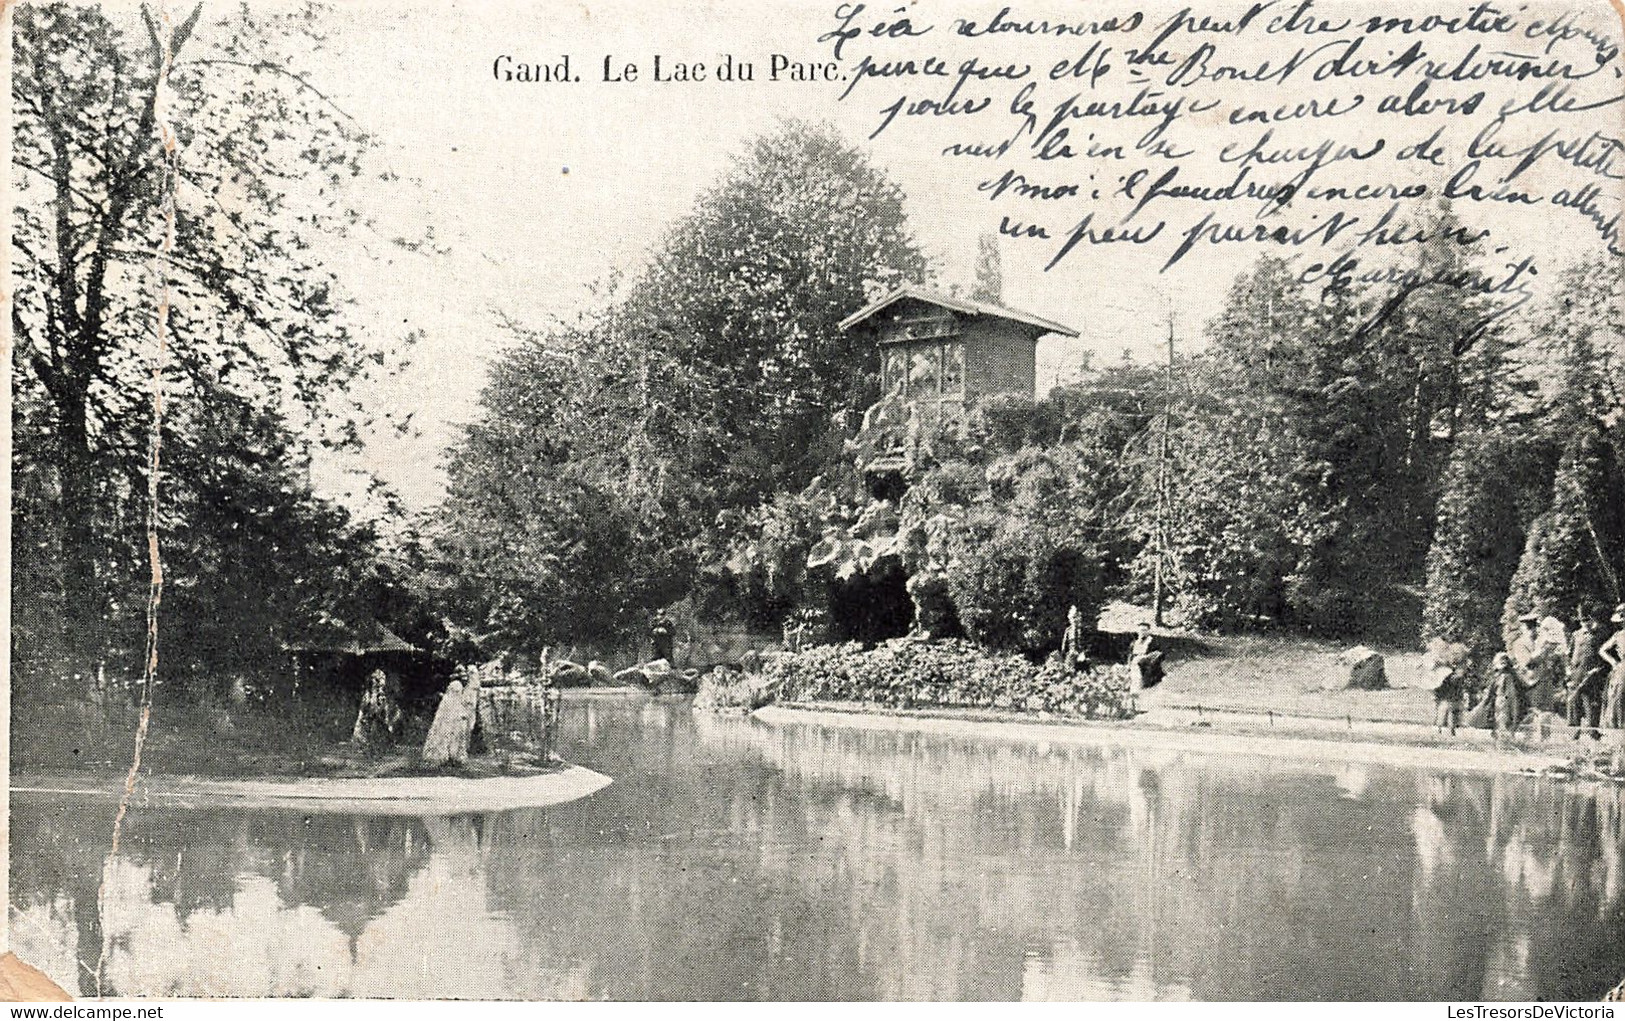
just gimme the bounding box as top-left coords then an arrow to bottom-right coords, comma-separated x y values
431,120 -> 928,656
428,107 -> 1616,662
903,444 -> 1113,653
1502,424 -> 1625,627
22,2 -> 1621,777
1496,259 -> 1625,631
764,639 -> 1133,719
715,390 -> 1138,654
1140,206 -> 1526,635
11,3 -> 415,695
437,220 -> 1619,661
1421,432 -> 1552,655
618,119 -> 930,506
428,327 -> 698,654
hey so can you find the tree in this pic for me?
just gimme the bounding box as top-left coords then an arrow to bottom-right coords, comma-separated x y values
12,3 -> 402,684
429,316 -> 700,655
895,438 -> 1114,653
1432,257 -> 1621,651
618,119 -> 929,504
1502,423 -> 1625,627
1531,256 -> 1623,436
1142,207 -> 1523,635
435,121 -> 929,652
1422,432 -> 1549,656
969,233 -> 1002,304
939,450 -> 1106,653
1130,258 -> 1339,628
155,382 -> 407,696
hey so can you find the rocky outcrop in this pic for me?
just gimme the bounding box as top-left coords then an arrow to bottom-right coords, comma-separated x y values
1339,646 -> 1387,690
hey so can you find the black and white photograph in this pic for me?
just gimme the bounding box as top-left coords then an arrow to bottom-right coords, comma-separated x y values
4,0 -> 1624,1002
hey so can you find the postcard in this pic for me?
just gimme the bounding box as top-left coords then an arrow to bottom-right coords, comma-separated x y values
6,0 -> 1624,1002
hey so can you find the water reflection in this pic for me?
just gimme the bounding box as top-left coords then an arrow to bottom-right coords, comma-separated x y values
10,697 -> 1624,1000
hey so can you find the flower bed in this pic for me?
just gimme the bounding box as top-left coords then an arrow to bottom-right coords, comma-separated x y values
761,639 -> 1133,719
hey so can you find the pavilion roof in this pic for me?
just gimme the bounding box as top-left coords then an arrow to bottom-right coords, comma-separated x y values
281,616 -> 418,655
838,285 -> 1079,338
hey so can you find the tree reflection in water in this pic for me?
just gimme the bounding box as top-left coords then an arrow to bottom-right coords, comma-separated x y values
8,698 -> 1624,1000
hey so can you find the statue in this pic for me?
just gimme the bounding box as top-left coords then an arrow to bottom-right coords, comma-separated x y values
422,666 -> 478,767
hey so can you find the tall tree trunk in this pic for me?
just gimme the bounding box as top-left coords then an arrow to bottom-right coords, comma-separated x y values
55,383 -> 107,690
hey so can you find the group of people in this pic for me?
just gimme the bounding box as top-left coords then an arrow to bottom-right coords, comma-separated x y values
1061,607 -> 1164,690
1433,603 -> 1625,738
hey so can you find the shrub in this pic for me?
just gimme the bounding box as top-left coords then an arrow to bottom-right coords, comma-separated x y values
762,639 -> 1132,719
1502,423 -> 1625,636
945,514 -> 1094,653
719,429 -> 1115,653
902,446 -> 1109,654
975,394 -> 1063,454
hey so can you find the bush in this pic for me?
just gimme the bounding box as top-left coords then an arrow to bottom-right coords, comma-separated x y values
945,514 -> 1094,653
902,446 -> 1109,654
974,394 -> 1064,454
762,639 -> 1132,719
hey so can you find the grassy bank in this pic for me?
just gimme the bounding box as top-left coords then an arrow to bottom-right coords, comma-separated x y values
731,612 -> 1624,779
1134,629 -> 1434,724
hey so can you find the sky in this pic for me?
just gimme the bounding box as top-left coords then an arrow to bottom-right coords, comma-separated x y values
182,0 -> 1625,511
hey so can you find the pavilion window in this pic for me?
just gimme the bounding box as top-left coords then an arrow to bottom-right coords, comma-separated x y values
908,343 -> 939,398
883,346 -> 908,396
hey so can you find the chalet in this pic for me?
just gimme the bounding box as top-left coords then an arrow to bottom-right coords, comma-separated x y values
281,615 -> 425,701
838,286 -> 1079,404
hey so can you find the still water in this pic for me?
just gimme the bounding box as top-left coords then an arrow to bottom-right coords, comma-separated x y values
10,695 -> 1625,1000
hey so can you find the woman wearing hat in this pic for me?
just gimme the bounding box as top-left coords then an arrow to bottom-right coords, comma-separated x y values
1601,604 -> 1625,731
1536,616 -> 1570,708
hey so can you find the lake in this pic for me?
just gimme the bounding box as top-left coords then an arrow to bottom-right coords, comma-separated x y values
10,694 -> 1624,1000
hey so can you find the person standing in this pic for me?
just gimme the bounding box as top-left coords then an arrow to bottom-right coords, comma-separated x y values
1510,612 -> 1558,713
1509,610 -> 1540,666
1489,652 -> 1524,735
1537,616 -> 1571,712
1601,604 -> 1625,732
1062,605 -> 1090,674
1567,607 -> 1607,739
1431,660 -> 1464,737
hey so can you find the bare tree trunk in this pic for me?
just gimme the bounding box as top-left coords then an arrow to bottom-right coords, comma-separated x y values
55,389 -> 107,689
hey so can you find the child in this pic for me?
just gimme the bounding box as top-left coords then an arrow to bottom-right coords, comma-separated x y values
1431,661 -> 1464,736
